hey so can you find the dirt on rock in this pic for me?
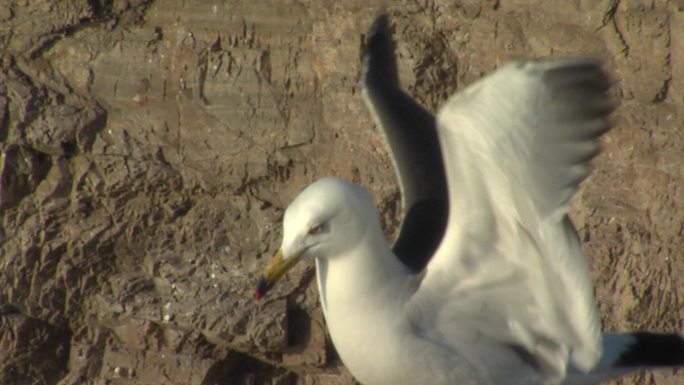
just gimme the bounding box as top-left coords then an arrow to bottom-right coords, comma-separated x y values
0,1 -> 682,385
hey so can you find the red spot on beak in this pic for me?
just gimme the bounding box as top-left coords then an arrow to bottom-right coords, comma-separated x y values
255,276 -> 269,301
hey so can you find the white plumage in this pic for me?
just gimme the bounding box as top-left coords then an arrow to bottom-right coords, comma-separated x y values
256,14 -> 684,385
274,59 -> 609,385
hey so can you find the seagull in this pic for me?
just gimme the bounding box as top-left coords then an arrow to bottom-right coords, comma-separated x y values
256,14 -> 684,385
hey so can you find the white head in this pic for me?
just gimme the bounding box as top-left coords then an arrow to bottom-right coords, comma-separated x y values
256,177 -> 380,299
282,178 -> 379,260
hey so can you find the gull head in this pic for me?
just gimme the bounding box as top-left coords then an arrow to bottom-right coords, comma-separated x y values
256,177 -> 378,299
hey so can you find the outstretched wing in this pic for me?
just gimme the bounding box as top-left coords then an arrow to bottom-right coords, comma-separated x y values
408,59 -> 612,384
362,14 -> 448,272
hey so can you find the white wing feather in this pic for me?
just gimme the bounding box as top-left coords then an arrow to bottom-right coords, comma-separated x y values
408,60 -> 612,384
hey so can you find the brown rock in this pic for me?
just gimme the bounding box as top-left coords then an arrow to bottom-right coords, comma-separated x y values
0,312 -> 70,385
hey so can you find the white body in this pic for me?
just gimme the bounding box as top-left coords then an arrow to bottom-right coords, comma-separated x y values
278,59 -> 616,385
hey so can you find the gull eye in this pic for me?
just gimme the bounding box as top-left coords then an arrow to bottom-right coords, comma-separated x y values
308,224 -> 324,235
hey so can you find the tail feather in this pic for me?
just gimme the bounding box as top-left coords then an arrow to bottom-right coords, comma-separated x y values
563,332 -> 684,385
612,332 -> 684,368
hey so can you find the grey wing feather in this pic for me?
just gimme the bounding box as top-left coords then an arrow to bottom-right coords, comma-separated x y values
409,59 -> 613,384
362,14 -> 448,272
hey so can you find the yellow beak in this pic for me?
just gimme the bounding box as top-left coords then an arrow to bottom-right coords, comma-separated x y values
255,248 -> 303,300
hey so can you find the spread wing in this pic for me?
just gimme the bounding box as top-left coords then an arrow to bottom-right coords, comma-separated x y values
408,59 -> 612,384
362,14 -> 448,272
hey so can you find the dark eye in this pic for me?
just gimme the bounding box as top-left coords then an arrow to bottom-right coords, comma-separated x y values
308,224 -> 324,235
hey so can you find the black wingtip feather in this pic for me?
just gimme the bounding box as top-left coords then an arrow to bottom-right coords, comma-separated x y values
369,13 -> 390,37
363,13 -> 399,89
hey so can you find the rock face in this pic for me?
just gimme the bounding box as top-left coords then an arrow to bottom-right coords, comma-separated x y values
0,1 -> 682,384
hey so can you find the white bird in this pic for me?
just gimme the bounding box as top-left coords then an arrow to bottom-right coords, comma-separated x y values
256,14 -> 684,385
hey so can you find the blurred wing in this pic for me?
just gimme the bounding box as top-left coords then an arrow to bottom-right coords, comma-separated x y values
362,14 -> 448,272
408,59 -> 612,384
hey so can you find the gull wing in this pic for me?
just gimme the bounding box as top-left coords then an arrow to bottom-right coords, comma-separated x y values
362,15 -> 448,272
408,59 -> 612,384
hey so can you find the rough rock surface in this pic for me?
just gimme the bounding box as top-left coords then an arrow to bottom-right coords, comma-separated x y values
0,1 -> 682,384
